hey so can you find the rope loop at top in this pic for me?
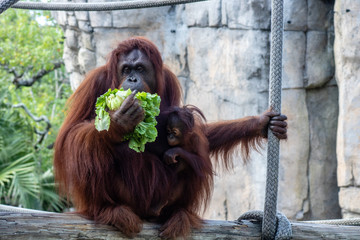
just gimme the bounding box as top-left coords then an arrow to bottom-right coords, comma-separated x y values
1,0 -> 207,14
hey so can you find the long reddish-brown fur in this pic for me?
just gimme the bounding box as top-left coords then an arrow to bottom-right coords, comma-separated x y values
154,105 -> 214,238
206,116 -> 266,169
54,37 -> 266,238
163,105 -> 213,210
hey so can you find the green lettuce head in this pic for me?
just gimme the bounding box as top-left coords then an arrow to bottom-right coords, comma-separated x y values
95,88 -> 161,152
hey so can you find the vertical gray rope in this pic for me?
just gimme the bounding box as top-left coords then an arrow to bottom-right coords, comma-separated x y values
262,0 -> 284,239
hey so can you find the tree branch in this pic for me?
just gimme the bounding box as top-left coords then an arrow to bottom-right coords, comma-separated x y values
0,63 -> 23,79
1,211 -> 360,240
0,61 -> 64,87
12,103 -> 51,147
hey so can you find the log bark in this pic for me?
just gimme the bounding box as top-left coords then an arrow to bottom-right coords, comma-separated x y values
0,212 -> 359,239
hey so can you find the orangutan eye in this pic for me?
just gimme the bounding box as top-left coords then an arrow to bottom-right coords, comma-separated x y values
123,67 -> 130,74
137,66 -> 144,72
173,129 -> 179,136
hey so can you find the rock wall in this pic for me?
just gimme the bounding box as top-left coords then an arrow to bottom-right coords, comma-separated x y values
334,0 -> 360,219
53,0 -> 343,220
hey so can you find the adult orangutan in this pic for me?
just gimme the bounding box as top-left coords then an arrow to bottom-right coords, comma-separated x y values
54,36 -> 287,239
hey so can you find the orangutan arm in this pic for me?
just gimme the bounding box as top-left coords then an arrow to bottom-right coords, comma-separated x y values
206,111 -> 287,165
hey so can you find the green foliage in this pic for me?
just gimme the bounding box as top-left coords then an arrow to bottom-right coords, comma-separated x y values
124,90 -> 161,152
0,103 -> 65,211
95,88 -> 132,131
0,9 -> 63,75
0,9 -> 70,211
0,105 -> 37,208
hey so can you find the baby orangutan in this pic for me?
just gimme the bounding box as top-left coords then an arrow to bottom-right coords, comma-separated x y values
149,105 -> 213,220
164,105 -> 210,171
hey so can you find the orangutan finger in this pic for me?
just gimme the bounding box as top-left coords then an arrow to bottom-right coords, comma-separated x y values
273,132 -> 287,140
120,91 -> 137,114
270,126 -> 287,134
264,111 -> 279,118
270,120 -> 287,128
271,114 -> 287,121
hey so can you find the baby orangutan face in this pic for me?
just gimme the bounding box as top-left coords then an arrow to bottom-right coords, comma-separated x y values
166,114 -> 186,147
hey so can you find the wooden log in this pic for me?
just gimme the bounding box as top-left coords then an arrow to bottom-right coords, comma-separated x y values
0,212 -> 360,239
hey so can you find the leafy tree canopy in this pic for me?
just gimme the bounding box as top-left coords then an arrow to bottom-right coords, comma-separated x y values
0,9 -> 70,211
0,9 -> 63,76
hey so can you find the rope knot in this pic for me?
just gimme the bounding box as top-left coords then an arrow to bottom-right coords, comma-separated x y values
237,210 -> 292,240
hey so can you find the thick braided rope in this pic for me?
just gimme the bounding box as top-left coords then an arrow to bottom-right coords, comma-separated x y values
1,0 -> 207,13
262,0 -> 285,239
0,0 -> 19,14
304,218 -> 360,226
238,210 -> 292,240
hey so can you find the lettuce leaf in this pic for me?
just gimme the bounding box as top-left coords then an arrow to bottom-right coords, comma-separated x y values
95,108 -> 111,132
94,88 -> 161,153
94,89 -> 116,132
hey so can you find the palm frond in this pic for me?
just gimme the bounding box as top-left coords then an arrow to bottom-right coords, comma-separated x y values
0,153 -> 39,207
37,168 -> 66,212
0,101 -> 66,211
0,108 -> 38,208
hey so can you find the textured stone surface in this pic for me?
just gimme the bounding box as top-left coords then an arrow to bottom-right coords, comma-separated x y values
186,27 -> 270,219
305,31 -> 334,88
186,28 -> 269,120
75,11 -> 89,21
334,0 -> 360,190
205,151 -> 267,220
51,11 -> 67,26
69,71 -> 83,91
63,46 -> 78,73
52,0 -> 344,221
308,0 -> 333,30
278,89 -> 309,220
283,0 -> 307,31
334,0 -> 360,217
89,11 -> 112,28
307,86 -> 341,220
78,48 -> 96,74
339,187 -> 360,216
222,0 -> 271,29
208,0 -> 222,27
282,31 -> 305,89
64,29 -> 79,50
112,7 -> 170,29
78,20 -> 93,33
81,32 -> 95,51
93,29 -> 126,66
184,1 -> 209,27
68,15 -> 78,27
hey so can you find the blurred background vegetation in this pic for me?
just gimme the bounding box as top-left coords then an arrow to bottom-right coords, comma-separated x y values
0,9 -> 70,211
